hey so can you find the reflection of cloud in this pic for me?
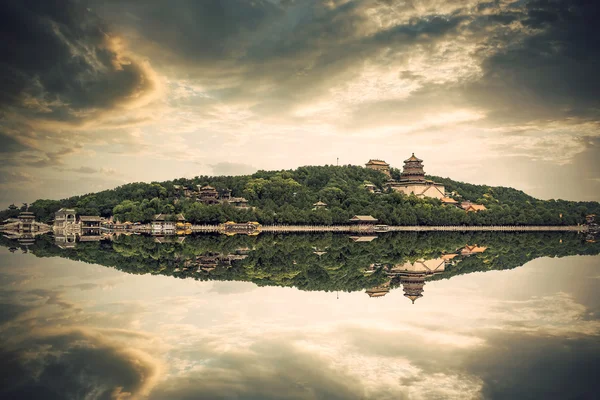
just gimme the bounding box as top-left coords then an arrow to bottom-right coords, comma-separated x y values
209,281 -> 258,295
150,339 -> 396,400
0,286 -> 163,400
1,327 -> 162,400
1,252 -> 599,399
464,332 -> 600,399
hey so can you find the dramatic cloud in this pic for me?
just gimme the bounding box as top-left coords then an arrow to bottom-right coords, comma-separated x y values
0,328 -> 161,400
0,0 -> 158,123
1,0 -> 599,201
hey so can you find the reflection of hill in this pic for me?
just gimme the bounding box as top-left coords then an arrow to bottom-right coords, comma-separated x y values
1,232 -> 598,295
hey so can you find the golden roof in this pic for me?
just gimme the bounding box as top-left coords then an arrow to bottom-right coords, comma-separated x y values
366,159 -> 389,166
404,153 -> 423,163
349,215 -> 378,222
441,197 -> 458,204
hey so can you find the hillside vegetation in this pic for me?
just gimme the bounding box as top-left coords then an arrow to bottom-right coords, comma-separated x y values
2,165 -> 598,225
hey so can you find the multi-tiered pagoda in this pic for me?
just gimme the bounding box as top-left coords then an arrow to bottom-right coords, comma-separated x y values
400,153 -> 426,181
387,153 -> 446,199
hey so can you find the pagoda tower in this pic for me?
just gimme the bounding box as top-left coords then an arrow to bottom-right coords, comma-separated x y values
400,153 -> 425,182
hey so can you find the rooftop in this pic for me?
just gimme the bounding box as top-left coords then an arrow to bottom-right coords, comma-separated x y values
441,197 -> 458,204
79,216 -> 103,221
349,215 -> 378,222
154,213 -> 186,221
404,153 -> 423,163
366,159 -> 389,166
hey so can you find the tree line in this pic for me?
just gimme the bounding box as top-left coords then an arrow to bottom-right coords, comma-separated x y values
1,165 -> 598,226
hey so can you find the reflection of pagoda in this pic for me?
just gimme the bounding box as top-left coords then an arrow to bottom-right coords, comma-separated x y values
390,258 -> 447,304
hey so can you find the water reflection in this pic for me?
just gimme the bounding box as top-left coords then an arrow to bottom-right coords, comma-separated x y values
1,231 -> 597,302
0,232 -> 598,399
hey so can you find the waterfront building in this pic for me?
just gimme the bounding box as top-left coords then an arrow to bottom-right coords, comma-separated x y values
16,210 -> 35,232
365,159 -> 391,177
152,214 -> 186,234
80,216 -> 103,228
54,208 -> 77,229
218,221 -> 262,236
349,215 -> 378,223
387,154 -> 446,200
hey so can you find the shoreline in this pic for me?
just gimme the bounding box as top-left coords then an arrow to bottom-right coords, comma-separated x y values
144,224 -> 590,234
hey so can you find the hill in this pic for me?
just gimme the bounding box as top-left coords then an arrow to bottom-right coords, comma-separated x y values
2,164 -> 598,226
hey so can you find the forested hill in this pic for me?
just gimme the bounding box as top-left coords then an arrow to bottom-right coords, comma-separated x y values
3,165 -> 599,226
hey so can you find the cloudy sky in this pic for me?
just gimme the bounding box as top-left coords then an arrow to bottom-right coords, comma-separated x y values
1,248 -> 598,399
1,0 -> 599,204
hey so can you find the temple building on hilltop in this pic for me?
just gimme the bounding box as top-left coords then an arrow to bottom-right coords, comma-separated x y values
365,159 -> 391,177
198,185 -> 219,204
223,197 -> 250,209
387,154 -> 446,200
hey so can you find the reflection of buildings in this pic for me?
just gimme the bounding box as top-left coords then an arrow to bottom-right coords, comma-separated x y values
53,209 -> 108,247
80,216 -> 103,241
181,252 -> 249,273
54,230 -> 78,249
364,246 -> 487,303
389,259 -> 447,304
349,235 -> 378,242
2,210 -> 51,234
460,245 -> 487,256
366,281 -> 390,298
1,209 -> 52,251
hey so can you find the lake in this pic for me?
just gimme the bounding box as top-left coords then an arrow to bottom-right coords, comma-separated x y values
0,232 -> 598,399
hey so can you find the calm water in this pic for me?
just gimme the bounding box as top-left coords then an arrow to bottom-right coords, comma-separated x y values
0,232 -> 598,399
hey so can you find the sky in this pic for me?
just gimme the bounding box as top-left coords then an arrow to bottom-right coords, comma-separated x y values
1,0 -> 600,204
1,248 -> 598,399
